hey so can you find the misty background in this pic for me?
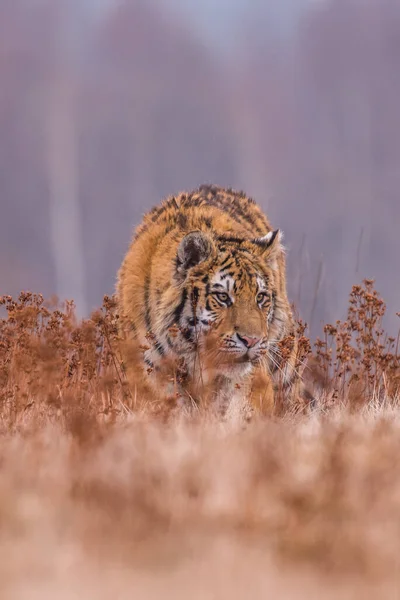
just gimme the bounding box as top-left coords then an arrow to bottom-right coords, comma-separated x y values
1,0 -> 399,336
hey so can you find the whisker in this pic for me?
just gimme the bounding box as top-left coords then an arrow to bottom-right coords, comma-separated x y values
266,351 -> 287,379
267,344 -> 305,381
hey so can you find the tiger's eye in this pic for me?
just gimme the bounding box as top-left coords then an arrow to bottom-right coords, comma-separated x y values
256,292 -> 268,304
215,292 -> 229,303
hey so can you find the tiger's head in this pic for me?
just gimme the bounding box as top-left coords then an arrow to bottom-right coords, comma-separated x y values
173,229 -> 290,370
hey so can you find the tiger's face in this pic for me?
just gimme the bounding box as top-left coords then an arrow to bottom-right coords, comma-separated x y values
174,230 -> 287,367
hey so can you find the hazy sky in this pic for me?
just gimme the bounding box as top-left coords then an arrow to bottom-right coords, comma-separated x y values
86,0 -> 318,53
156,0 -> 314,49
163,0 -> 311,27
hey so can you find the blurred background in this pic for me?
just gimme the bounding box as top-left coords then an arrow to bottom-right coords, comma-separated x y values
1,0 -> 399,335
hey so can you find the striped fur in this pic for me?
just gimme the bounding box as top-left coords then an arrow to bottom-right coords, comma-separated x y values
117,184 -> 305,414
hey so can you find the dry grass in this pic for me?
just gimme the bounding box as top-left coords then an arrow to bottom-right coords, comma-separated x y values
0,281 -> 400,598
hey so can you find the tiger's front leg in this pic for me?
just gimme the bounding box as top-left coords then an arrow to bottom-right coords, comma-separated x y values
247,366 -> 275,416
208,370 -> 274,422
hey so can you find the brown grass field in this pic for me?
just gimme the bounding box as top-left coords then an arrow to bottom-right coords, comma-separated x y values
1,280 -> 400,599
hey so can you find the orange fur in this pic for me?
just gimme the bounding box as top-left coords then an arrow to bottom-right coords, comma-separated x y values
117,185 -> 306,416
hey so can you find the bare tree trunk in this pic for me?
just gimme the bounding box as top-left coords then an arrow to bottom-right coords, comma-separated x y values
46,4 -> 86,316
229,67 -> 271,208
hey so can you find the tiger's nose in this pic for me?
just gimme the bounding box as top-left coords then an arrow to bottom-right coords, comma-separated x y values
237,334 -> 260,348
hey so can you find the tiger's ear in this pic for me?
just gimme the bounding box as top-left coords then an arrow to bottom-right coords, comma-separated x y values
251,229 -> 284,267
176,231 -> 215,278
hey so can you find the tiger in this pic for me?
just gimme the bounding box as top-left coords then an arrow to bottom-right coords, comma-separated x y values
117,184 -> 309,417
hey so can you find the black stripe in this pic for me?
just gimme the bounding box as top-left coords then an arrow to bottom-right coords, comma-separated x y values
220,271 -> 236,280
219,261 -> 234,273
218,193 -> 265,233
217,235 -> 244,244
182,328 -> 194,342
269,291 -> 277,323
143,273 -> 165,355
144,274 -> 151,330
133,223 -> 148,240
202,197 -> 245,228
177,212 -> 188,229
215,193 -> 262,233
191,286 -> 200,304
212,283 -> 227,290
171,288 -> 188,326
154,340 -> 165,356
219,255 -> 232,268
170,197 -> 179,209
150,204 -> 166,222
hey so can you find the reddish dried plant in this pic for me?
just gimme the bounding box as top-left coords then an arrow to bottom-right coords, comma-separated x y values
314,279 -> 400,408
0,292 -> 131,431
0,279 -> 399,429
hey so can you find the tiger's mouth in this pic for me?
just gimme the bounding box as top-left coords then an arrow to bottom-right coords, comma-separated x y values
200,330 -> 266,364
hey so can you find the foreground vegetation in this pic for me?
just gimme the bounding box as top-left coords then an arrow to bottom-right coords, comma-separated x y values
0,281 -> 399,598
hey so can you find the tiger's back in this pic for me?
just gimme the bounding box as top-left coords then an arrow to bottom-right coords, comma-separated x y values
136,184 -> 271,240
